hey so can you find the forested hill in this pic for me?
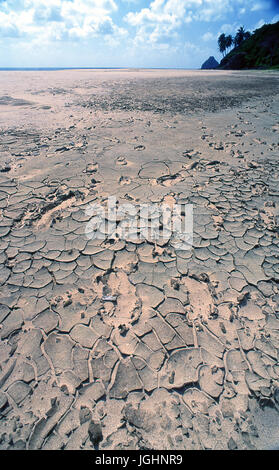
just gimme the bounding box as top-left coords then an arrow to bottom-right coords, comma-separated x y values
219,21 -> 279,70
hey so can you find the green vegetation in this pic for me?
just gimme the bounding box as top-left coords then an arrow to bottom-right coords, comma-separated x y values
217,21 -> 279,70
218,27 -> 250,57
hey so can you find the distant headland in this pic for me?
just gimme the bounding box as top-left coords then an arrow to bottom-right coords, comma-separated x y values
201,56 -> 219,69
217,21 -> 279,70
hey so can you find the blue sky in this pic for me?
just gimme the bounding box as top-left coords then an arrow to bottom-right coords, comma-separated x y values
0,0 -> 278,68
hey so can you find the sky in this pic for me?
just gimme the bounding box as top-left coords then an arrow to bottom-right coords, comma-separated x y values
0,0 -> 278,68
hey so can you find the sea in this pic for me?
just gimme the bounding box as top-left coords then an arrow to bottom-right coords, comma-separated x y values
0,67 -> 126,71
0,67 -> 193,71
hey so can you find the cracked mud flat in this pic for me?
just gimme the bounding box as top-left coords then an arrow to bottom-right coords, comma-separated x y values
1,69 -> 279,450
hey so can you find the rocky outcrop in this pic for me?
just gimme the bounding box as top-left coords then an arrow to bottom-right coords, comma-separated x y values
201,56 -> 219,69
221,52 -> 247,70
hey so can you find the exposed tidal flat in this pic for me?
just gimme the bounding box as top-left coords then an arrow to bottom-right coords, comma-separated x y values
0,69 -> 279,450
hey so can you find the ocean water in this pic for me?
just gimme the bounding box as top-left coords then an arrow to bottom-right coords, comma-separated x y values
0,67 -> 125,71
0,67 -> 194,71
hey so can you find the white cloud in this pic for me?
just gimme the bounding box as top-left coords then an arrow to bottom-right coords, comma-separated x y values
1,0 -> 269,47
125,0 -> 264,30
124,0 -> 258,47
251,1 -> 270,11
202,31 -> 214,41
0,0 -> 123,41
254,18 -> 266,29
1,0 -> 276,67
271,13 -> 279,22
197,0 -> 233,22
125,0 -> 197,47
125,0 -> 218,30
218,23 -> 239,35
125,0 -> 240,29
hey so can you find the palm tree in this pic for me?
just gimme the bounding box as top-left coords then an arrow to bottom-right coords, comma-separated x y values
244,31 -> 251,41
218,33 -> 227,57
225,34 -> 233,52
234,26 -> 250,47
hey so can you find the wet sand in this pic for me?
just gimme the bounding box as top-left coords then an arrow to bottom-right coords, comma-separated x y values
1,69 -> 279,450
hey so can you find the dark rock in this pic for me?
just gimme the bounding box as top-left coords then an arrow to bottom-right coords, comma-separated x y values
88,420 -> 103,447
201,56 -> 219,69
221,52 -> 247,70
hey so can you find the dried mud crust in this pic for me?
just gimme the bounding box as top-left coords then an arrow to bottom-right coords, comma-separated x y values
82,74 -> 279,115
0,71 -> 279,450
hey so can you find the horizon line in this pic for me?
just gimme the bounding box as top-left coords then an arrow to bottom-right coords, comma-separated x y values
0,66 -> 203,71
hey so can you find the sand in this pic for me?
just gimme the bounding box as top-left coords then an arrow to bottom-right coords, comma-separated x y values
0,68 -> 279,450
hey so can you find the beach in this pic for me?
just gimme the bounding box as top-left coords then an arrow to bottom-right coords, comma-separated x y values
0,68 -> 279,450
